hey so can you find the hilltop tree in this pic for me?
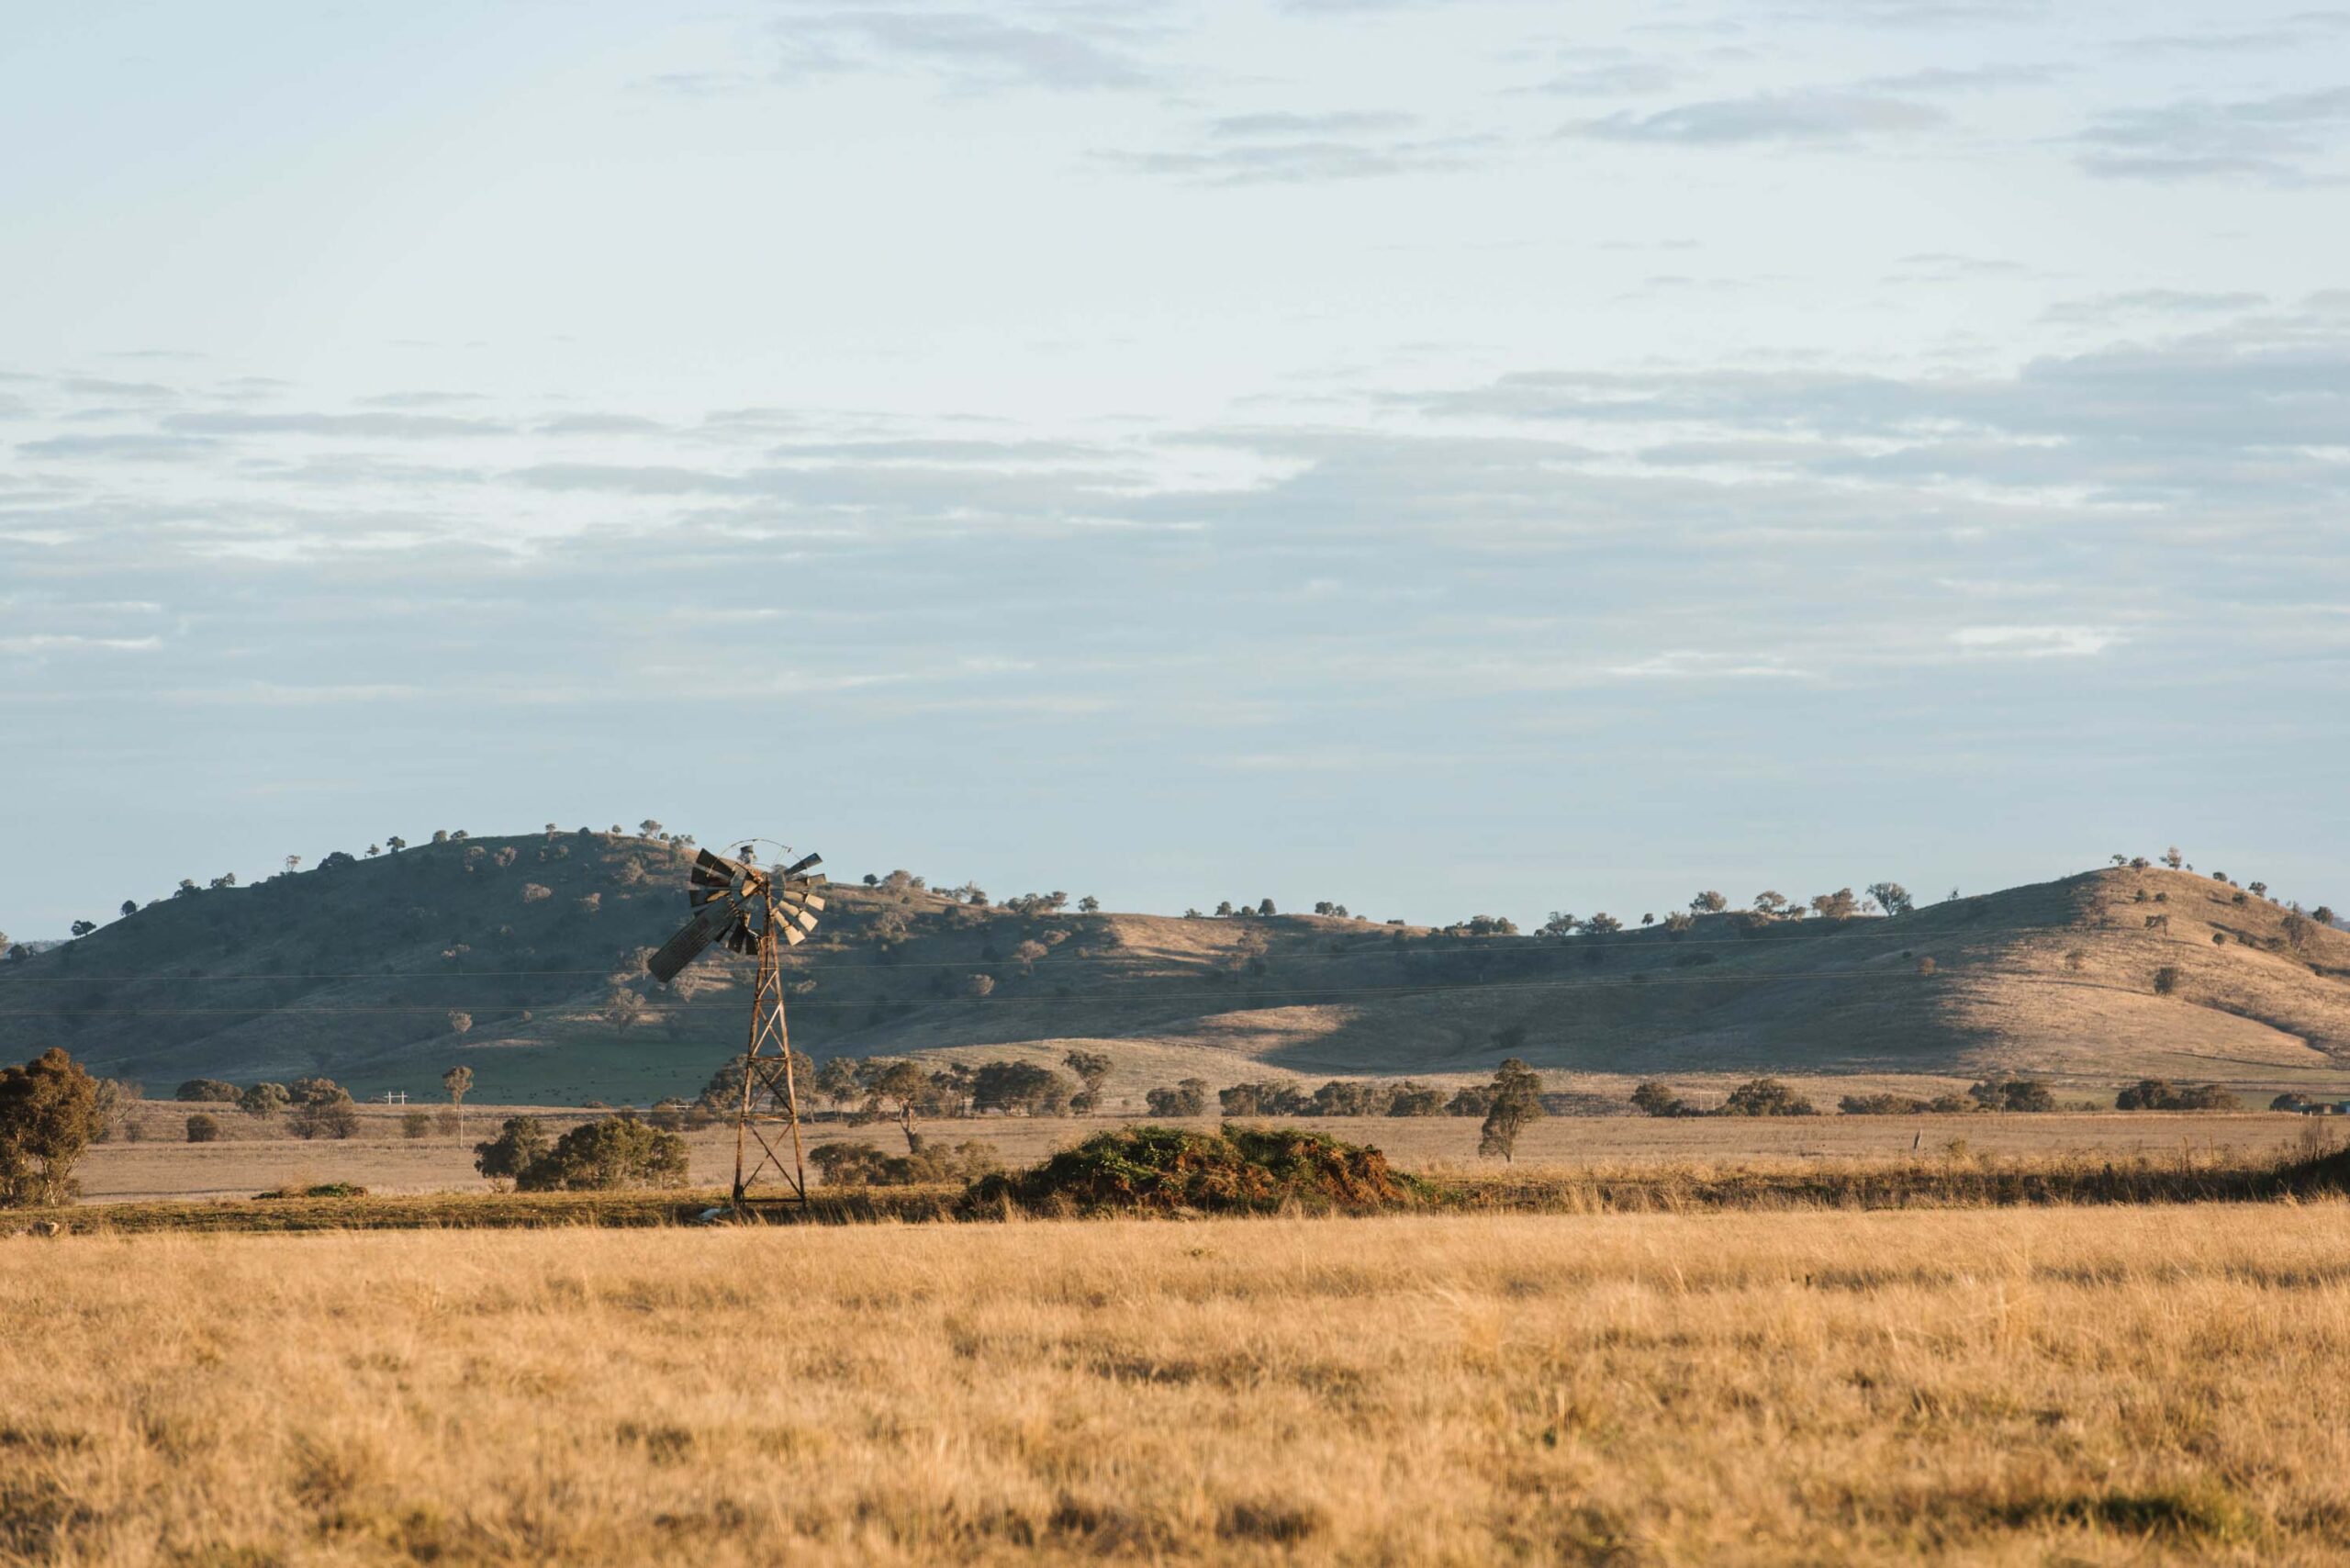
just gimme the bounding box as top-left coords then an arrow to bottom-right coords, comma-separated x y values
119,901 -> 137,919
1581,913 -> 1622,935
2248,881 -> 2268,899
69,919 -> 95,937
2163,846 -> 2184,869
1752,890 -> 1790,917
1690,890 -> 1728,913
1809,888 -> 1860,921
0,1048 -> 106,1207
1078,895 -> 1100,913
1865,881 -> 1914,916
639,819 -> 664,838
386,835 -> 406,852
1477,1058 -> 1545,1161
2313,905 -> 2337,927
2281,912 -> 2315,951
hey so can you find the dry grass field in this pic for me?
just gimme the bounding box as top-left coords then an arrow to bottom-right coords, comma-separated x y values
73,1106 -> 2323,1203
7,1205 -> 2350,1565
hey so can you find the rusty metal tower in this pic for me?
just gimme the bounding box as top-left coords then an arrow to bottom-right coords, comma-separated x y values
644,846 -> 827,1205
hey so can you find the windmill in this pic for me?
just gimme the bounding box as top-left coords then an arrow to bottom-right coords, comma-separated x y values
646,844 -> 827,1204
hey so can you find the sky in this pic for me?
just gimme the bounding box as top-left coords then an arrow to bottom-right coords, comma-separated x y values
2,0 -> 2345,938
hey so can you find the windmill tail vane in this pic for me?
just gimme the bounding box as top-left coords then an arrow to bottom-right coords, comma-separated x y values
643,843 -> 828,1204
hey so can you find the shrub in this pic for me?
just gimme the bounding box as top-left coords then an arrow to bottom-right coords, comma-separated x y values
1144,1079 -> 1211,1117
1721,1078 -> 1817,1117
474,1115 -> 551,1184
810,1138 -> 1000,1187
964,1126 -> 1412,1215
2153,966 -> 2183,995
401,1110 -> 432,1139
1630,1081 -> 1689,1117
1969,1079 -> 2054,1113
0,1048 -> 106,1207
175,1079 -> 240,1103
2117,1080 -> 2238,1112
239,1081 -> 290,1117
1385,1081 -> 1447,1116
1839,1092 -> 1933,1115
287,1084 -> 359,1140
185,1113 -> 221,1143
515,1114 -> 688,1192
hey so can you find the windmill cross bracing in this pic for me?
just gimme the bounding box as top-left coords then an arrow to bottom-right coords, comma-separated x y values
645,845 -> 827,1204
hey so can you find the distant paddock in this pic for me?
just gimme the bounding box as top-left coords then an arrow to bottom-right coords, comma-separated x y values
71,1108 -> 2335,1204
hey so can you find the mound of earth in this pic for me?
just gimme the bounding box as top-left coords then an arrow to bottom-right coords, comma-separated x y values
962,1126 -> 1415,1216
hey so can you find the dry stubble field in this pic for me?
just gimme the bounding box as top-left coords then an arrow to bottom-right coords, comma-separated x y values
8,1204 -> 2350,1565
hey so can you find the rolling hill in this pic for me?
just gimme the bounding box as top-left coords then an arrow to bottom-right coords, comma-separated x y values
3,832 -> 2345,1105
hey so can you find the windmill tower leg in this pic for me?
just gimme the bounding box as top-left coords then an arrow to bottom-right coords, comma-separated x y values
730,886 -> 811,1207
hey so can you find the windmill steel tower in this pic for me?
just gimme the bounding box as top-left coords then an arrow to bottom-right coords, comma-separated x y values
644,845 -> 827,1204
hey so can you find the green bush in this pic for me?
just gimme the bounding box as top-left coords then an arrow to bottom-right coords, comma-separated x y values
0,1048 -> 105,1207
185,1113 -> 221,1143
473,1115 -> 550,1183
175,1079 -> 240,1103
810,1137 -> 1000,1187
1721,1078 -> 1817,1116
515,1114 -> 688,1193
965,1125 -> 1413,1216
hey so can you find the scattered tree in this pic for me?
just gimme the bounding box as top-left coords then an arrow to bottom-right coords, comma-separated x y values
1865,881 -> 1915,916
175,1079 -> 241,1103
1477,1058 -> 1545,1160
1078,895 -> 1100,913
287,1079 -> 359,1139
2163,847 -> 2184,869
119,901 -> 138,919
1690,890 -> 1728,913
185,1113 -> 221,1143
1063,1049 -> 1113,1114
0,1048 -> 106,1206
2153,965 -> 2182,995
442,1065 -> 474,1110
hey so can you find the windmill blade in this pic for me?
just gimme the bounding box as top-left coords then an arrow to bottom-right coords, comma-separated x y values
646,893 -> 742,983
690,849 -> 750,889
724,917 -> 758,954
784,851 -> 822,877
789,907 -> 819,933
783,924 -> 807,946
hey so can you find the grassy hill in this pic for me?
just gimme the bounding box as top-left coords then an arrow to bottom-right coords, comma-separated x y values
2,833 -> 2345,1104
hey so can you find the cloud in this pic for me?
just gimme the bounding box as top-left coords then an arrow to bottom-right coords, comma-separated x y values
161,410 -> 513,439
2071,86 -> 2350,185
537,414 -> 669,436
17,432 -> 217,460
1103,111 -> 1498,185
1950,625 -> 2121,657
1569,90 -> 1950,146
1855,63 -> 2063,93
2040,290 -> 2268,327
757,7 -> 1168,94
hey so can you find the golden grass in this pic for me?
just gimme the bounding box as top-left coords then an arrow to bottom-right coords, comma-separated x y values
8,1205 -> 2350,1564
